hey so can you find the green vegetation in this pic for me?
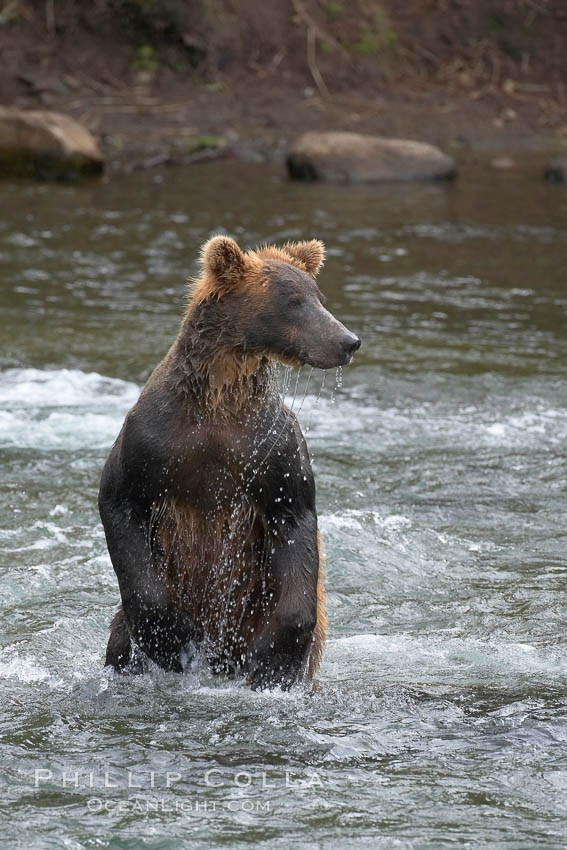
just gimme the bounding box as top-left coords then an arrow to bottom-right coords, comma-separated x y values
324,2 -> 343,20
192,134 -> 225,149
347,2 -> 397,57
480,8 -> 531,62
350,24 -> 397,56
130,45 -> 159,73
0,0 -> 562,98
112,0 -> 206,70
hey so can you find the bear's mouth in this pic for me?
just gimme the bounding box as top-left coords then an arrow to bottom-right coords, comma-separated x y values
269,351 -> 304,369
267,339 -> 360,371
302,352 -> 351,370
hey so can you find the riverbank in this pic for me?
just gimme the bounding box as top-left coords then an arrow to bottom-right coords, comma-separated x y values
3,74 -> 564,176
1,1 -> 565,172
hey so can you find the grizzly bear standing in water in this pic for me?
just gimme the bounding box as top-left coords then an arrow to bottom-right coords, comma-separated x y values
99,236 -> 360,688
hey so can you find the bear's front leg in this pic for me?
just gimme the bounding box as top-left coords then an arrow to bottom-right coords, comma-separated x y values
246,610 -> 317,690
245,512 -> 319,689
99,467 -> 199,672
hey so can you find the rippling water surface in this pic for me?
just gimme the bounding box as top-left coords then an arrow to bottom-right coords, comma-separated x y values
1,163 -> 567,849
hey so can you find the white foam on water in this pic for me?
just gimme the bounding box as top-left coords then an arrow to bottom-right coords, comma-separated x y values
3,367 -> 558,456
0,650 -> 58,684
323,510 -> 412,533
326,633 -> 567,682
0,367 -> 139,408
0,520 -> 69,552
291,392 -> 567,453
0,368 -> 140,450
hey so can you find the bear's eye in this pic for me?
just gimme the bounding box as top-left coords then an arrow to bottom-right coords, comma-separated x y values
288,296 -> 303,309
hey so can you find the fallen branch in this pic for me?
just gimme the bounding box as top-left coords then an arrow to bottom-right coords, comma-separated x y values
123,144 -> 236,173
291,0 -> 349,60
291,0 -> 348,101
306,25 -> 329,101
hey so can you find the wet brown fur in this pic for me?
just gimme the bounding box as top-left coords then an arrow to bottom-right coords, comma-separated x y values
178,237 -> 327,677
188,236 -> 325,305
102,235 -> 335,684
150,496 -> 277,670
148,496 -> 326,678
178,237 -> 326,408
309,531 -> 327,678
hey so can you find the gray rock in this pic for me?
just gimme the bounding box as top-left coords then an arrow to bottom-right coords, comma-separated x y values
491,157 -> 516,169
544,156 -> 567,184
287,131 -> 456,183
0,107 -> 104,181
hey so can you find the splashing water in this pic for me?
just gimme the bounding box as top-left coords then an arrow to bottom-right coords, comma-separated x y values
2,162 -> 567,849
304,369 -> 327,436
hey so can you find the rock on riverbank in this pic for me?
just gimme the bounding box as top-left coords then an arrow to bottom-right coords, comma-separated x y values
544,156 -> 567,184
0,108 -> 104,181
287,131 -> 456,183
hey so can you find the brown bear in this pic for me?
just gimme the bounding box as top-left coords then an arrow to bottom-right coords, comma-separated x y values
99,236 -> 360,688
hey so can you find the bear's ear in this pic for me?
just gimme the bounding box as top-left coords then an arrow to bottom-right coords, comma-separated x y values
283,239 -> 325,277
201,235 -> 246,291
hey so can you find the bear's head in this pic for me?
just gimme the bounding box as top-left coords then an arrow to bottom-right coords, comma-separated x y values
189,236 -> 360,370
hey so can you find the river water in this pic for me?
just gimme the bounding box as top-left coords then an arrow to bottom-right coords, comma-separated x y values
1,162 -> 566,849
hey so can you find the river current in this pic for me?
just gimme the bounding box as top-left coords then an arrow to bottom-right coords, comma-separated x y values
1,162 -> 566,848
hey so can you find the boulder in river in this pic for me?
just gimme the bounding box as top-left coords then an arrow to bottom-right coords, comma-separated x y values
0,107 -> 104,181
287,131 -> 456,183
544,156 -> 567,184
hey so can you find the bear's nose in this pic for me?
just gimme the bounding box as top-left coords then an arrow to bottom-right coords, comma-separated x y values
341,334 -> 361,355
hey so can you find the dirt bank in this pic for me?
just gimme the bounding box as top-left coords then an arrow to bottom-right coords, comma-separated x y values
1,1 -> 566,168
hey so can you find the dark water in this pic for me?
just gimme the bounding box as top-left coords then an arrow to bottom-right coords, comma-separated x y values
1,162 -> 567,849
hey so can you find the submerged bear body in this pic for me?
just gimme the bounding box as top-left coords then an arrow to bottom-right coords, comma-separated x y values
99,237 -> 359,688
